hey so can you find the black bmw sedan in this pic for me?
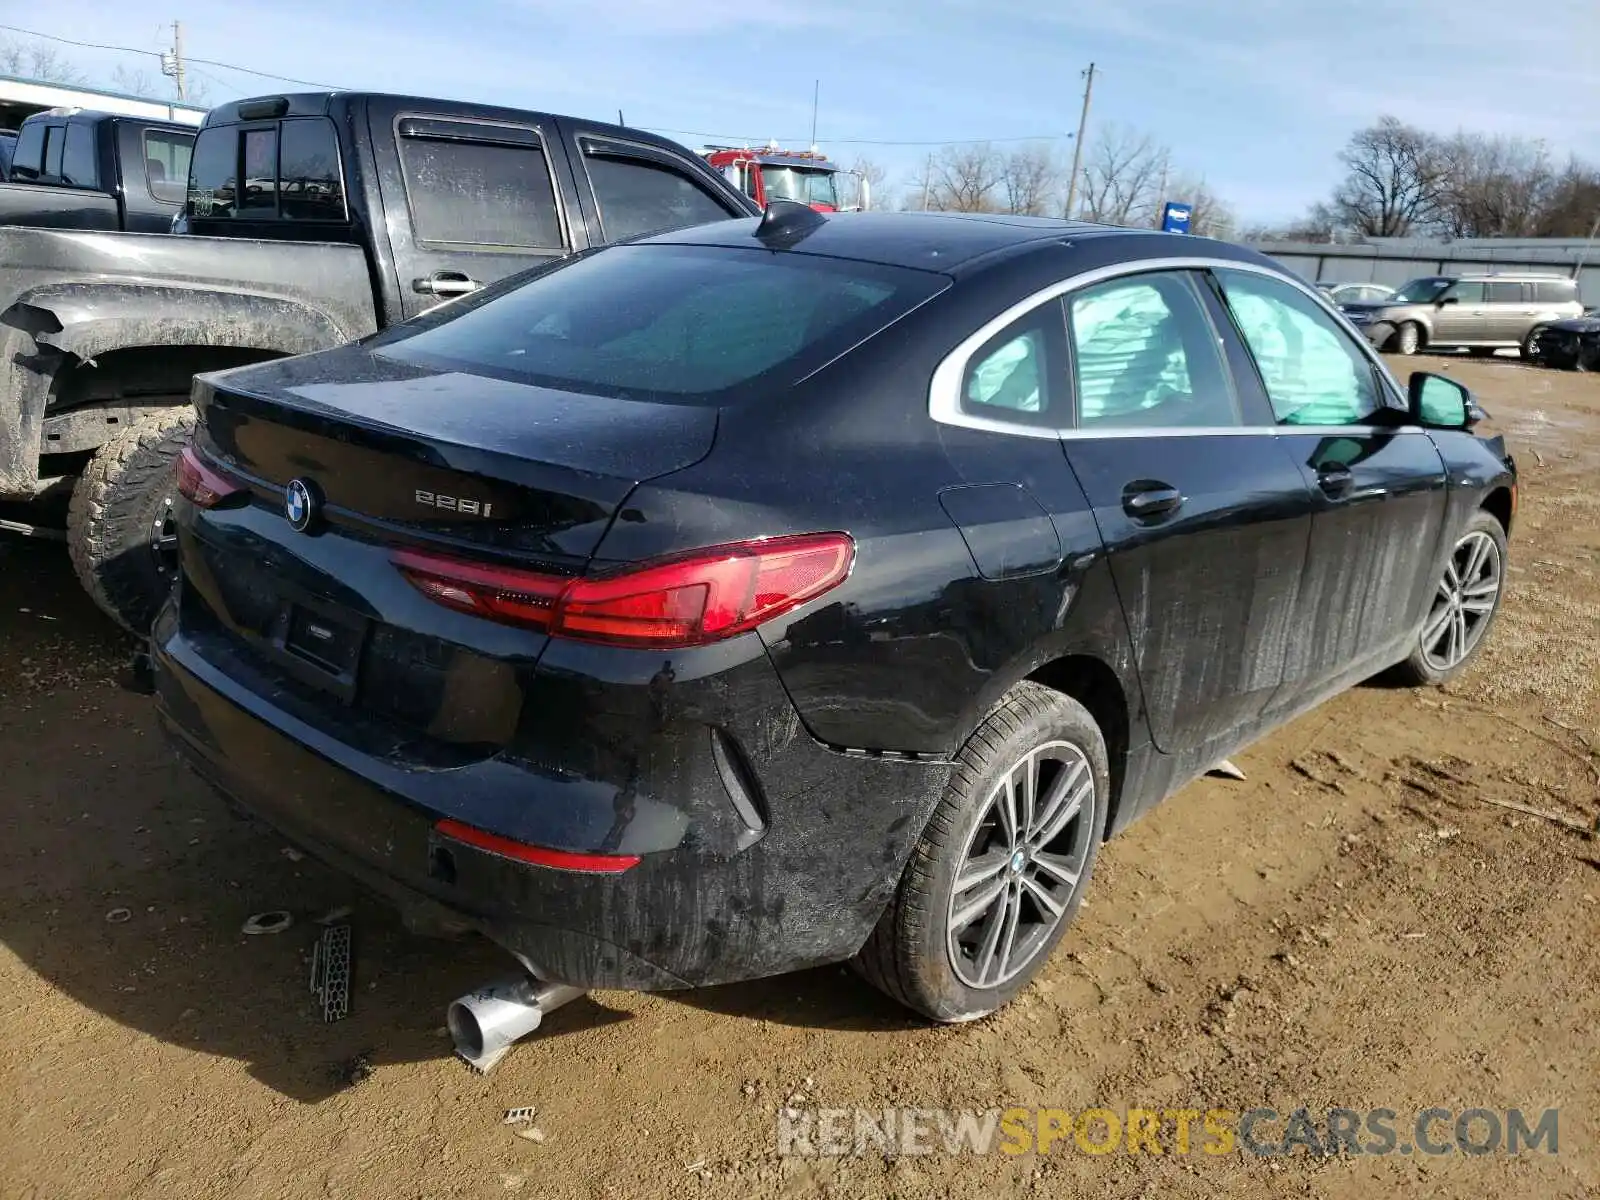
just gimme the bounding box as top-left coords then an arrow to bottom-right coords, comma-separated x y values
151,208 -> 1515,1028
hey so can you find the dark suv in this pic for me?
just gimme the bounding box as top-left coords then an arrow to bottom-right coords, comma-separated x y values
152,211 -> 1516,1037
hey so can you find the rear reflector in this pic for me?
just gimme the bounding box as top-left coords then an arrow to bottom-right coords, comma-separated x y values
175,445 -> 244,508
394,532 -> 854,648
434,819 -> 641,873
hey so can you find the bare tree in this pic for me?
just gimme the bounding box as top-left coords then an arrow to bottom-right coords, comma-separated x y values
1166,174 -> 1235,239
111,64 -> 158,98
1536,158 -> 1600,237
0,39 -> 87,84
1434,132 -> 1554,238
999,143 -> 1061,216
1327,116 -> 1447,237
1074,125 -> 1169,226
925,142 -> 1004,213
847,156 -> 888,211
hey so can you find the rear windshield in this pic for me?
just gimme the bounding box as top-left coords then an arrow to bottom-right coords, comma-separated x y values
377,244 -> 947,403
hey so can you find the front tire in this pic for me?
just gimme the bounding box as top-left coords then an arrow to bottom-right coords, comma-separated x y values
1391,321 -> 1422,356
853,682 -> 1109,1022
1391,510 -> 1507,686
67,408 -> 195,634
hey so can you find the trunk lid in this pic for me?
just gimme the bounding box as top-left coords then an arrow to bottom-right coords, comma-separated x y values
195,342 -> 717,559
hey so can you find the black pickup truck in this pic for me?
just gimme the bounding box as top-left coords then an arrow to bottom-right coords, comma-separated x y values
0,108 -> 196,233
0,91 -> 759,631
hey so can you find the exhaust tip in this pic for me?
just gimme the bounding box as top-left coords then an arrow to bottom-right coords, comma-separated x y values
446,975 -> 586,1074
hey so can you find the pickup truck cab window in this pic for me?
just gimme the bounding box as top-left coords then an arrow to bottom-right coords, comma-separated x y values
41,123 -> 64,182
143,129 -> 192,204
579,140 -> 737,241
278,119 -> 345,220
397,119 -> 564,250
9,121 -> 42,180
187,124 -> 237,217
61,124 -> 97,189
238,127 -> 277,216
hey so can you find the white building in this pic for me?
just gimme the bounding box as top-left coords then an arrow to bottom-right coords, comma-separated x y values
0,73 -> 207,130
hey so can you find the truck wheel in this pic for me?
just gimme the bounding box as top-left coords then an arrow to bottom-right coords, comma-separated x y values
67,408 -> 195,634
852,681 -> 1109,1022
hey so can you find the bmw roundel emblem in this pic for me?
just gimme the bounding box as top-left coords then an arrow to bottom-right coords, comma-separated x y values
284,478 -> 318,532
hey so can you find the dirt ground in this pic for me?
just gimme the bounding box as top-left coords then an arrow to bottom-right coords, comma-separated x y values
0,355 -> 1595,1200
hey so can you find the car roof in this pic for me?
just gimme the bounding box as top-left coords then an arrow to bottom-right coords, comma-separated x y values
639,210 -> 1258,275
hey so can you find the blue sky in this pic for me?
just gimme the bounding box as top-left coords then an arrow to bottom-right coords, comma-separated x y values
11,0 -> 1600,222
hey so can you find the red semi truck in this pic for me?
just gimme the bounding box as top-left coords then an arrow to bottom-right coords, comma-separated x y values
702,143 -> 868,212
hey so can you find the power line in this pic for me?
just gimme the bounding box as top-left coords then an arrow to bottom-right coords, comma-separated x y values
644,126 -> 1073,147
0,22 -> 344,90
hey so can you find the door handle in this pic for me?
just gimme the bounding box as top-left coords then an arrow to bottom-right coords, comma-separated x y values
1317,466 -> 1354,498
1121,481 -> 1184,519
413,271 -> 482,297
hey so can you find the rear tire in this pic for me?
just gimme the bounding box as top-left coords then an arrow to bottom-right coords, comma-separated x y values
67,408 -> 195,635
1390,510 -> 1507,687
1391,322 -> 1422,356
853,682 -> 1109,1022
1520,328 -> 1543,361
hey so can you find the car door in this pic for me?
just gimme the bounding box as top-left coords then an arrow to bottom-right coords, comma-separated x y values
558,123 -> 750,243
365,100 -> 590,319
1483,280 -> 1531,343
1210,267 -> 1449,713
1057,268 -> 1315,753
1432,280 -> 1486,344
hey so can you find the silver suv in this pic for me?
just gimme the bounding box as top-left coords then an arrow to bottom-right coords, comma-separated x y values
1339,272 -> 1583,358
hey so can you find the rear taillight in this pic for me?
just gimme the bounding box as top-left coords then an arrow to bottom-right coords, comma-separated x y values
394,532 -> 854,648
175,445 -> 244,508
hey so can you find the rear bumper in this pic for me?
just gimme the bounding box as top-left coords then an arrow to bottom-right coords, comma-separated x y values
151,600 -> 952,990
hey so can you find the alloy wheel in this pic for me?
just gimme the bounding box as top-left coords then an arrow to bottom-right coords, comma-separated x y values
1420,530 -> 1501,672
946,741 -> 1095,989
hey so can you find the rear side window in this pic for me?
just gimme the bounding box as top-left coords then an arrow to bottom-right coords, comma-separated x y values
278,118 -> 345,220
1216,269 -> 1381,426
399,126 -> 563,249
583,149 -> 733,241
1486,282 -> 1525,303
61,124 -> 97,188
143,130 -> 192,203
1068,272 -> 1237,428
9,122 -> 43,180
961,307 -> 1060,425
1534,279 -> 1577,304
379,244 -> 944,403
187,125 -> 237,217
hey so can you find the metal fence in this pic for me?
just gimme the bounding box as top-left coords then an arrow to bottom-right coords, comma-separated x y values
1245,239 -> 1600,302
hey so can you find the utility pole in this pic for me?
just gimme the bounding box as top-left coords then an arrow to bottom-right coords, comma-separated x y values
1156,153 -> 1169,229
160,20 -> 187,101
1572,208 -> 1600,280
809,79 -> 819,150
921,153 -> 933,211
1063,61 -> 1096,220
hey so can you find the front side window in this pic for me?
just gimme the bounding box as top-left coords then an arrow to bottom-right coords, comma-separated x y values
1444,281 -> 1486,304
584,150 -> 732,241
1068,272 -> 1237,428
61,124 -> 97,188
961,309 -> 1057,424
143,129 -> 192,204
399,129 -> 563,249
1215,268 -> 1382,426
1390,277 -> 1452,304
379,244 -> 944,404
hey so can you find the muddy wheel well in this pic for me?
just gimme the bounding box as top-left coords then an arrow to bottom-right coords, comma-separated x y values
1482,486 -> 1513,535
1027,655 -> 1130,838
50,344 -> 285,424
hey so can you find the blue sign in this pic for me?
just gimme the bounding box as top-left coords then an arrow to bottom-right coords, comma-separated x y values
1161,201 -> 1192,234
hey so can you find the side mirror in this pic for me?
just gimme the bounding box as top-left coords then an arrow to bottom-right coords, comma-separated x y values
1408,372 -> 1471,430
1437,295 -> 1458,307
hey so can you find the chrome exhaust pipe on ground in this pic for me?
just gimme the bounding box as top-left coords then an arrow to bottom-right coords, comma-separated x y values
446,975 -> 586,1073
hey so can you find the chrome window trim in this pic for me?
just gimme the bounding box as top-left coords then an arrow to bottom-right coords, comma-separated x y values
928,255 -> 1409,439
